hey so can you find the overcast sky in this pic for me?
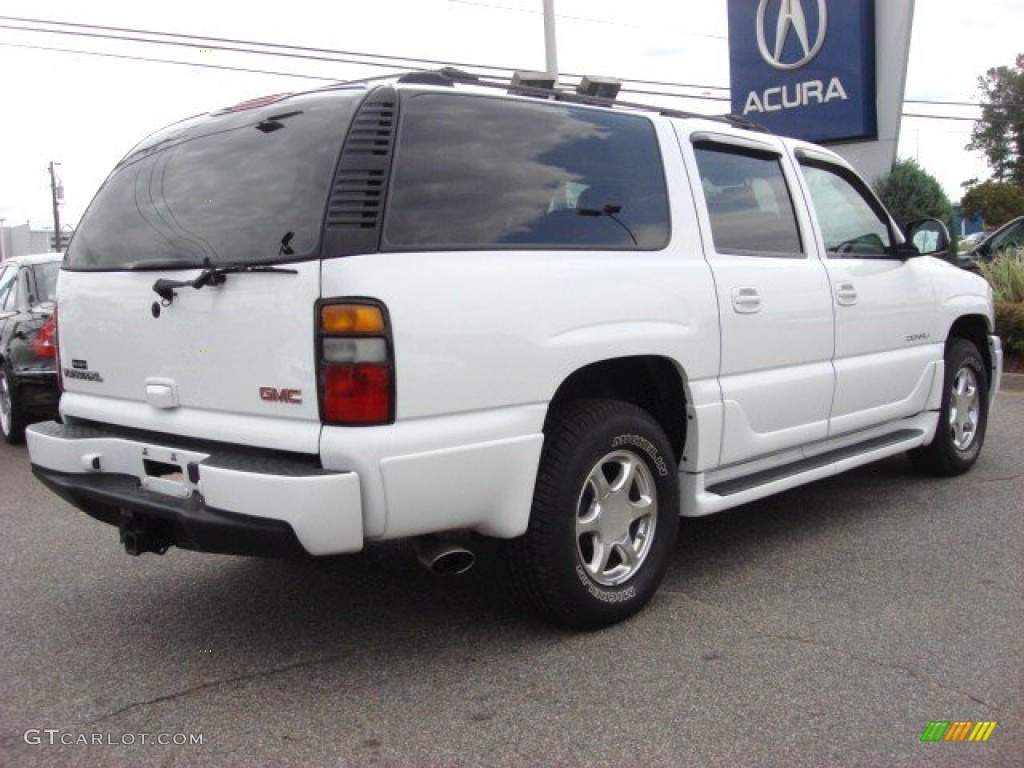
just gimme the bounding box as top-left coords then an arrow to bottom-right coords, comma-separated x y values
0,0 -> 1020,231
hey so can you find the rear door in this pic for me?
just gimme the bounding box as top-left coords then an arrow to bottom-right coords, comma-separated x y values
681,131 -> 834,467
58,89 -> 366,453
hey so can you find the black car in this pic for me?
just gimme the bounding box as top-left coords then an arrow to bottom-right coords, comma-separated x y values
0,253 -> 62,444
958,215 -> 1024,270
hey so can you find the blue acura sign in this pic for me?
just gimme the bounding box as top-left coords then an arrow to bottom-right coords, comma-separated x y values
728,0 -> 877,143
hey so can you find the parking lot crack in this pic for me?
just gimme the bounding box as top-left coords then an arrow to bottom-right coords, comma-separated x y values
78,655 -> 347,728
662,590 -> 998,711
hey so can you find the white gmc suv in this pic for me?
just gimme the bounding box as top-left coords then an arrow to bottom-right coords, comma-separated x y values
27,70 -> 1003,629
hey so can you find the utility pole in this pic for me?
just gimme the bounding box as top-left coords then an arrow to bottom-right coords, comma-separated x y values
48,161 -> 62,251
543,0 -> 558,77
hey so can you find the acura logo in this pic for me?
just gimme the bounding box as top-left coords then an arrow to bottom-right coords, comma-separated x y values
756,0 -> 828,70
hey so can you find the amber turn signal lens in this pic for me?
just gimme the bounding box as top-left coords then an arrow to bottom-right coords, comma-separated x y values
321,304 -> 385,334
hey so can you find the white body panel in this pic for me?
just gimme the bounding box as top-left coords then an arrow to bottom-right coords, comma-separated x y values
56,263 -> 322,452
27,100 -> 1001,558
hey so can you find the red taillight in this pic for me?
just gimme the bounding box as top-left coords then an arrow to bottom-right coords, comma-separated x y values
34,315 -> 57,358
318,302 -> 393,426
322,364 -> 391,424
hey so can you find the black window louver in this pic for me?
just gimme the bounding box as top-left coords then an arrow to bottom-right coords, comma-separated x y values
323,88 -> 398,256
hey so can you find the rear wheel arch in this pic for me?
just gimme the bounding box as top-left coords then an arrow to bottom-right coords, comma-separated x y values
548,356 -> 688,462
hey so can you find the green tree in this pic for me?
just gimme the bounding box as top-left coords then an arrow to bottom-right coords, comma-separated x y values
960,180 -> 1024,227
873,158 -> 952,229
967,54 -> 1024,187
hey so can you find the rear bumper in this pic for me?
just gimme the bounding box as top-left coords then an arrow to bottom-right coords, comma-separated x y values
26,421 -> 363,557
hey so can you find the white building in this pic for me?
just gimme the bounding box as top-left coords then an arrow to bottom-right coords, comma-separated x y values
0,222 -> 70,260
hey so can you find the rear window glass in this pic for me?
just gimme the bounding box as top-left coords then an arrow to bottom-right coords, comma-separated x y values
383,94 -> 670,250
67,89 -> 365,270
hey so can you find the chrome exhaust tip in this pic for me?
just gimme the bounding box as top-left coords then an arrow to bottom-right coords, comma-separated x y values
414,535 -> 475,575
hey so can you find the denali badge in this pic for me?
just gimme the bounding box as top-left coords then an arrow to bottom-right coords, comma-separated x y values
63,362 -> 104,382
259,387 -> 302,405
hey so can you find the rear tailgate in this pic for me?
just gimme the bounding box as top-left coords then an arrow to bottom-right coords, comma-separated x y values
54,87 -> 369,453
57,264 -> 321,453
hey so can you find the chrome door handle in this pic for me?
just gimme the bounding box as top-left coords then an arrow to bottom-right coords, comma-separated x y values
731,286 -> 761,314
835,282 -> 857,306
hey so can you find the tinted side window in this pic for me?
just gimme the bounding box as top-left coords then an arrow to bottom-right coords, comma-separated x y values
991,220 -> 1024,252
384,94 -> 670,250
31,262 -> 61,304
694,144 -> 803,257
800,162 -> 892,257
3,269 -> 22,312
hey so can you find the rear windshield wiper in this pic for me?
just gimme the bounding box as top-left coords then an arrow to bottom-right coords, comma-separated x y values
153,260 -> 298,305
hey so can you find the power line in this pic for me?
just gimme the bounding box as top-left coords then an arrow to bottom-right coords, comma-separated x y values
446,0 -> 728,38
0,14 -> 731,92
902,113 -> 980,122
0,37 -> 991,124
0,15 -> 522,75
0,41 -> 351,82
0,15 -> 1013,122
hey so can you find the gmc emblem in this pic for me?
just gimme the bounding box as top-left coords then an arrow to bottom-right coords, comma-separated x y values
259,387 -> 303,405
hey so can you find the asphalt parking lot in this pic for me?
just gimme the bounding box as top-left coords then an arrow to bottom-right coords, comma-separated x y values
2,391 -> 1021,768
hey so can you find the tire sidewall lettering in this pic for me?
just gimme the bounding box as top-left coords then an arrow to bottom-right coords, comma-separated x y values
611,433 -> 670,477
575,563 -> 637,603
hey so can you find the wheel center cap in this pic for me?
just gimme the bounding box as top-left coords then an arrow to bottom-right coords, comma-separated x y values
598,489 -> 634,543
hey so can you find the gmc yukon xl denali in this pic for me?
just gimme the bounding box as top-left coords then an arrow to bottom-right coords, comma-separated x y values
27,70 -> 1003,629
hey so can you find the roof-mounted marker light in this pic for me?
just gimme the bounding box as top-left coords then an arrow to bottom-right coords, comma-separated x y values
576,75 -> 621,101
510,71 -> 557,96
215,93 -> 293,115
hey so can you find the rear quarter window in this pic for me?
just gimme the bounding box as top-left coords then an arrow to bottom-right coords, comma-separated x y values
383,94 -> 670,251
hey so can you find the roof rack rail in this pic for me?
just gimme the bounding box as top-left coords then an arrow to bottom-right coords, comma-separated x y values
387,68 -> 770,133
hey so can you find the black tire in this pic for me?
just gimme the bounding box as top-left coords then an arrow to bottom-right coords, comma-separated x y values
1,361 -> 28,445
509,399 -> 679,630
908,338 -> 989,476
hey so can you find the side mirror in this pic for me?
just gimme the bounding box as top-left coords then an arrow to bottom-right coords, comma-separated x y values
904,218 -> 951,261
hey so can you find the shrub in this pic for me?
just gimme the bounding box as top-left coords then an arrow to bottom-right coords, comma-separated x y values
994,302 -> 1024,355
873,158 -> 952,230
979,250 -> 1024,355
979,247 -> 1024,303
